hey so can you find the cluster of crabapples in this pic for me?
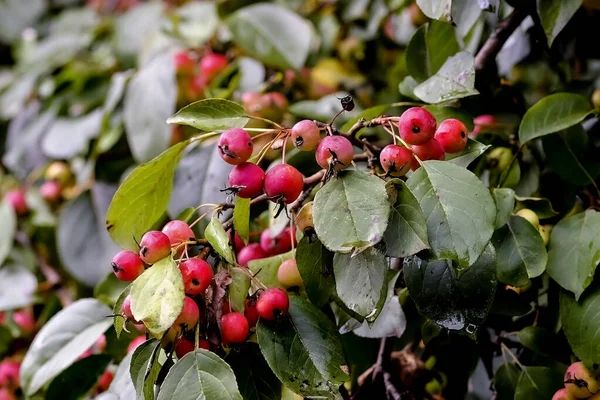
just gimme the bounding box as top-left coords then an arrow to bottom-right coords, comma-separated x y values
174,51 -> 229,102
0,310 -> 36,400
553,362 -> 600,400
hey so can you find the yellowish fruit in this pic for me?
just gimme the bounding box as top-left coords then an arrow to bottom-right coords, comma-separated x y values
277,259 -> 303,288
44,161 -> 73,186
487,147 -> 513,170
296,202 -> 314,233
564,362 -> 599,398
506,281 -> 532,294
516,208 -> 540,229
538,224 -> 552,246
592,88 -> 600,109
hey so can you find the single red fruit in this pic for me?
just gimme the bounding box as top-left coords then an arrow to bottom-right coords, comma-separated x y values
264,164 -> 304,203
173,297 -> 200,330
122,295 -> 138,323
228,162 -> 265,198
221,312 -> 249,344
40,181 -> 61,202
263,92 -> 289,110
112,250 -> 145,281
564,361 -> 598,398
199,53 -> 228,83
256,288 -> 289,321
218,128 -> 253,165
471,114 -> 497,137
173,51 -> 195,74
398,107 -> 437,145
13,309 -> 36,333
228,229 -> 245,252
162,220 -> 195,249
127,336 -> 146,353
434,119 -> 468,154
0,360 -> 20,390
0,388 -> 16,400
291,120 -> 321,151
244,298 -> 259,327
175,338 -> 210,358
552,388 -> 575,400
260,226 -> 296,255
97,370 -> 113,392
379,145 -> 413,176
139,231 -> 171,264
411,139 -> 445,162
4,190 -> 27,216
277,258 -> 303,288
237,243 -> 267,267
179,258 -> 213,295
315,136 -> 354,170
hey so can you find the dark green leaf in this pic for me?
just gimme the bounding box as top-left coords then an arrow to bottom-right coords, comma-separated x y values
229,268 -> 251,312
515,196 -> 559,219
547,210 -> 600,299
538,0 -> 583,46
113,285 -> 131,339
46,355 -> 111,400
493,188 -> 515,229
167,99 -> 249,132
519,93 -> 593,143
314,170 -> 390,253
296,236 -> 334,308
0,326 -> 13,357
445,139 -> 490,167
493,363 -> 520,400
130,339 -> 161,400
514,366 -> 565,400
406,21 -> 459,82
415,0 -> 452,22
233,197 -> 251,245
228,343 -> 282,400
0,264 -> 36,311
518,326 -> 569,362
94,273 -> 130,307
248,251 -> 293,289
205,217 -> 235,264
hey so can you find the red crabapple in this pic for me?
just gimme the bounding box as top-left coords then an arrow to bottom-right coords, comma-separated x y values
175,338 -> 210,358
4,190 -> 27,216
97,370 -> 113,392
244,298 -> 260,327
139,231 -> 171,264
173,297 -> 200,331
315,136 -> 354,170
220,312 -> 249,344
127,336 -> 146,353
218,128 -> 253,165
379,145 -> 413,176
434,119 -> 468,154
40,181 -> 62,202
228,229 -> 245,251
411,139 -> 445,162
179,259 -> 213,295
0,360 -> 20,390
228,162 -> 265,198
471,114 -> 497,137
173,51 -> 195,74
162,220 -> 195,249
260,226 -> 296,255
264,164 -> 304,203
277,259 -> 303,288
291,120 -> 321,151
199,53 -> 228,83
564,361 -> 598,398
553,388 -> 575,400
13,309 -> 36,333
256,288 -> 289,321
122,295 -> 138,323
112,250 -> 145,281
237,243 -> 268,267
0,388 -> 15,400
398,107 -> 437,145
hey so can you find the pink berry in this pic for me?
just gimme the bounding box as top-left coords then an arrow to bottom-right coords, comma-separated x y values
291,120 -> 321,151
122,295 -> 138,323
139,231 -> 171,264
411,139 -> 445,162
471,114 -> 497,137
12,309 -> 35,333
0,361 -> 20,390
173,51 -> 195,74
228,162 -> 265,199
4,190 -> 27,216
315,136 -> 354,170
263,92 -> 289,110
127,336 -> 146,353
0,388 -> 16,400
434,119 -> 468,154
173,297 -> 200,331
552,388 -> 575,400
112,250 -> 145,281
256,288 -> 289,321
264,164 -> 304,203
277,259 -> 303,288
379,145 -> 413,176
199,53 -> 228,83
218,128 -> 253,165
162,220 -> 195,249
237,243 -> 267,267
220,312 -> 249,344
97,370 -> 113,392
260,226 -> 296,255
40,181 -> 61,203
179,259 -> 213,295
244,298 -> 259,327
398,107 -> 437,145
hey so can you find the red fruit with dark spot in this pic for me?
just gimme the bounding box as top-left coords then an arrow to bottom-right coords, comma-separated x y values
127,336 -> 146,353
264,164 -> 304,203
97,370 -> 113,392
173,297 -> 200,331
173,51 -> 195,74
379,145 -> 413,176
40,181 -> 61,203
112,250 -> 145,281
256,288 -> 289,321
434,119 -> 468,154
411,139 -> 445,162
4,190 -> 27,216
228,162 -> 265,199
139,231 -> 171,264
221,312 -> 249,344
122,295 -> 138,323
199,53 -> 228,83
179,259 -> 213,295
260,226 -> 296,255
291,120 -> 321,151
237,243 -> 267,267
0,360 -> 20,390
218,128 -> 253,165
564,361 -> 598,398
398,107 -> 437,145
162,220 -> 195,249
244,298 -> 259,327
315,136 -> 354,170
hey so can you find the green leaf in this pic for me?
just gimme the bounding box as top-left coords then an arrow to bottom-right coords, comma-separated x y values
113,3 -> 163,64
157,349 -> 242,400
228,343 -> 282,400
407,161 -> 496,269
20,299 -> 113,396
493,188 -> 516,229
445,139 -> 490,167
423,105 -> 474,131
414,51 -> 479,104
406,21 -> 460,82
94,273 -> 130,306
113,285 -> 131,339
46,355 -> 111,400
0,264 -> 37,311
42,109 -> 102,159
233,197 -> 251,245
167,99 -> 249,132
492,215 -> 547,287
106,140 -> 190,250
547,210 -> 600,299
560,283 -> 600,366
0,200 -> 17,267
515,196 -> 559,219
518,93 -> 593,143
124,53 -> 177,163
416,0 -> 452,22
229,268 -> 251,312
334,246 -> 388,321
493,363 -> 520,400
518,326 -> 570,362
226,3 -> 313,70
257,295 -> 348,399
248,251 -> 294,289
130,257 -> 185,338
173,2 -> 218,48
538,0 -> 582,46
404,245 -> 497,337
399,76 -> 420,100
340,104 -> 390,133
296,236 -> 334,308
514,366 -> 565,400
314,170 -> 390,253
205,217 -> 235,264
383,179 -> 429,258
130,339 -> 161,400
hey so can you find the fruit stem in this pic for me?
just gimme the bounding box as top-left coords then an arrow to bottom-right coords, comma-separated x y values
247,115 -> 284,129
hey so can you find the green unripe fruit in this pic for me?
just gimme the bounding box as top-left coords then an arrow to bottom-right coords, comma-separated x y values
516,208 -> 540,229
296,202 -> 314,233
538,224 -> 552,246
487,147 -> 512,170
45,161 -> 73,186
